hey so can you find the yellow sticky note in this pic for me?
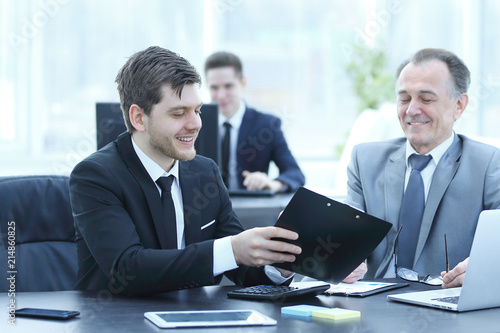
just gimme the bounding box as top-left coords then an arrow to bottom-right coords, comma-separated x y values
312,308 -> 360,321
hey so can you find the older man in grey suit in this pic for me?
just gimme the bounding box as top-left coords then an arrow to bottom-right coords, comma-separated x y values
345,48 -> 500,287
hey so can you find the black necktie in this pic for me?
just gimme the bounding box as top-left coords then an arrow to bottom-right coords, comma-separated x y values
156,175 -> 177,249
221,122 -> 232,188
397,153 -> 433,268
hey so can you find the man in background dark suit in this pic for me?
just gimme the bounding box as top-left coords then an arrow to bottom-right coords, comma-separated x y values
204,51 -> 305,193
69,46 -> 303,296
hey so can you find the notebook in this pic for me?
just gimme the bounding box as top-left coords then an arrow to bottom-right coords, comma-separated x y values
387,209 -> 500,312
272,187 -> 392,284
325,281 -> 409,297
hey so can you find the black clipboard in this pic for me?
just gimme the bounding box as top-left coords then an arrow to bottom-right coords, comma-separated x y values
273,187 -> 392,284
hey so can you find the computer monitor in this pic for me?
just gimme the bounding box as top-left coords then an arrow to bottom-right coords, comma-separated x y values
95,102 -> 219,166
96,102 -> 127,150
194,103 -> 219,164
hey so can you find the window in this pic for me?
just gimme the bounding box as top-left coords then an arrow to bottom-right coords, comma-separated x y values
1,0 -> 498,194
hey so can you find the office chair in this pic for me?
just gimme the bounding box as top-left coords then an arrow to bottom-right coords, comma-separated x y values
0,175 -> 77,291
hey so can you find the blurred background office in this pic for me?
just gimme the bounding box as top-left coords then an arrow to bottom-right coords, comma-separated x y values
1,0 -> 499,196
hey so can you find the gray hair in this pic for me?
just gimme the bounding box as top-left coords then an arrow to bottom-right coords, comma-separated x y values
396,48 -> 470,100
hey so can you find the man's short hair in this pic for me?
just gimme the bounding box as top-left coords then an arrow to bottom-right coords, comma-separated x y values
204,51 -> 243,79
115,46 -> 202,133
396,48 -> 471,100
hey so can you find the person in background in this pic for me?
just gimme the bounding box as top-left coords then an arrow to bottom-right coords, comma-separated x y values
344,48 -> 500,287
204,51 -> 305,193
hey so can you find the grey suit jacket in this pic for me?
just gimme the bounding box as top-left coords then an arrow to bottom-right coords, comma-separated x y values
345,133 -> 500,278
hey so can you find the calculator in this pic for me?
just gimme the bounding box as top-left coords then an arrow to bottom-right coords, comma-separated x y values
227,284 -> 330,301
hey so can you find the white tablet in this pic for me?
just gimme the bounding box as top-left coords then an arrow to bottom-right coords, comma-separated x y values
144,310 -> 277,328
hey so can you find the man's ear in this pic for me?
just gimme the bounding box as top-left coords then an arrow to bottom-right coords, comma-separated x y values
129,104 -> 146,132
241,76 -> 247,89
454,93 -> 468,121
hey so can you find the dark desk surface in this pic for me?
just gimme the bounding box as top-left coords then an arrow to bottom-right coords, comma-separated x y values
230,192 -> 346,229
3,279 -> 500,332
230,193 -> 294,228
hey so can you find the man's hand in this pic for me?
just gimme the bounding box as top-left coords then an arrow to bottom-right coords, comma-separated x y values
441,257 -> 468,289
342,262 -> 367,283
231,227 -> 301,267
242,170 -> 284,192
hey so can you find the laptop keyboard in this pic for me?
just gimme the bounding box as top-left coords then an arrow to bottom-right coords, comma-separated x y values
433,296 -> 460,304
227,284 -> 330,301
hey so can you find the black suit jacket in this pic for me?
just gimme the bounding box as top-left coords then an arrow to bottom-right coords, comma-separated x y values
235,107 -> 305,191
70,132 -> 272,296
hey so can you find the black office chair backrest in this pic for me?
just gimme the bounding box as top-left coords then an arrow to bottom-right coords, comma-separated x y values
0,175 -> 77,291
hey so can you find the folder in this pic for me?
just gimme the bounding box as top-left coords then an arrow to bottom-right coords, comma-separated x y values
273,187 -> 392,284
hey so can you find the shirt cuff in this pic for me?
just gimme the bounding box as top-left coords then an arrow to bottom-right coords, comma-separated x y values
264,265 -> 294,284
213,236 -> 238,276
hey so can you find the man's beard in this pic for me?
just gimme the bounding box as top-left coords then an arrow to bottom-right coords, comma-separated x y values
148,126 -> 197,162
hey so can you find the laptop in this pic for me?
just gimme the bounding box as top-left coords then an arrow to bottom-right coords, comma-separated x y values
272,187 -> 392,284
387,209 -> 500,312
227,189 -> 274,197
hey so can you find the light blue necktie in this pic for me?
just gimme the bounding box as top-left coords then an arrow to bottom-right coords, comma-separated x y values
397,154 -> 433,268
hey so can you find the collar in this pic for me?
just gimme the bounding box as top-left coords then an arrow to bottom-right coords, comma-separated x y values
219,100 -> 246,130
405,131 -> 455,167
131,136 -> 180,182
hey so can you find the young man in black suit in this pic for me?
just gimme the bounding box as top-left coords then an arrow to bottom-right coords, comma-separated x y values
69,46 -> 302,296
